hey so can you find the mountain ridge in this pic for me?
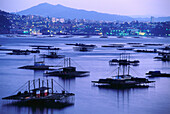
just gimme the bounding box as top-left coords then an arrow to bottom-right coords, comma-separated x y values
17,3 -> 133,21
17,3 -> 170,22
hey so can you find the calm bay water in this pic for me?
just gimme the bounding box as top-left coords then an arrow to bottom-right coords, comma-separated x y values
0,36 -> 170,114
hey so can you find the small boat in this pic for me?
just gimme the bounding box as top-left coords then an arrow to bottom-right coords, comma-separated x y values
109,53 -> 139,66
2,48 -> 39,54
66,43 -> 96,47
117,48 -> 134,50
144,43 -> 164,46
41,52 -> 65,58
101,44 -> 124,48
73,46 -> 95,52
2,78 -> 75,108
154,54 -> 170,61
40,48 -> 64,59
45,58 -> 90,78
127,43 -> 142,45
7,50 -> 30,55
18,56 -> 58,70
25,49 -> 40,53
73,43 -> 96,52
92,67 -> 155,89
146,71 -> 170,77
30,45 -> 54,50
134,49 -> 158,53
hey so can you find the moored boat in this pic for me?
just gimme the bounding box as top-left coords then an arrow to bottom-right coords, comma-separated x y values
109,53 -> 139,66
7,50 -> 30,55
146,71 -> 170,77
45,58 -> 90,78
18,55 -> 59,70
92,67 -> 155,89
2,78 -> 75,108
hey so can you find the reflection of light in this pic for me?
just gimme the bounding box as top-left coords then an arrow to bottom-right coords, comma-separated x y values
99,33 -> 102,35
139,32 -> 145,35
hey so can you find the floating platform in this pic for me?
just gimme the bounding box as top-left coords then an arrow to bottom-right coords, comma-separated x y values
45,58 -> 90,78
146,71 -> 170,77
92,67 -> 155,89
2,78 -> 75,109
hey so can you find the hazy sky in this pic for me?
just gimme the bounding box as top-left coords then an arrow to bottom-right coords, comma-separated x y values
0,0 -> 170,17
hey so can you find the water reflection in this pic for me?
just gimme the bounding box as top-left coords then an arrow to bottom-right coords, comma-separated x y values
2,104 -> 73,114
34,70 -> 45,79
58,78 -> 76,92
97,87 -> 148,110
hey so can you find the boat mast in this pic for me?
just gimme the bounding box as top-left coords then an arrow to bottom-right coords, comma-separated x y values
128,66 -> 130,75
28,80 -> 30,93
67,58 -> 69,67
120,54 -> 122,60
69,58 -> 71,67
51,79 -> 53,94
118,67 -> 120,79
47,79 -> 49,88
42,80 -> 44,87
39,78 -> 40,88
47,79 -> 49,94
123,66 -> 125,76
33,79 -> 35,89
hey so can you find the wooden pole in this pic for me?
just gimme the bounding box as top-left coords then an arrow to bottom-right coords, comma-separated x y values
118,67 -> 120,79
51,79 -> 53,94
39,78 -> 40,88
47,79 -> 49,88
28,80 -> 30,93
33,79 -> 35,89
42,80 -> 44,87
69,58 -> 71,67
128,66 -> 130,76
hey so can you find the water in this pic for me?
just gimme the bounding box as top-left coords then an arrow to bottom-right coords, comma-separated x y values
0,36 -> 170,114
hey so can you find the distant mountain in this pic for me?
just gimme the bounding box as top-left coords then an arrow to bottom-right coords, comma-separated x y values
155,17 -> 170,22
134,16 -> 170,22
17,3 -> 133,21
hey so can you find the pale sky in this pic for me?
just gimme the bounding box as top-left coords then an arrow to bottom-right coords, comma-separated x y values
0,0 -> 170,17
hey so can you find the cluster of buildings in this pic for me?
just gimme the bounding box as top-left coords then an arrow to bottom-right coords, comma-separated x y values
0,10 -> 170,37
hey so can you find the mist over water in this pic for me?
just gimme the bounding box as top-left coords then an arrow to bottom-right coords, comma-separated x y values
0,36 -> 170,114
